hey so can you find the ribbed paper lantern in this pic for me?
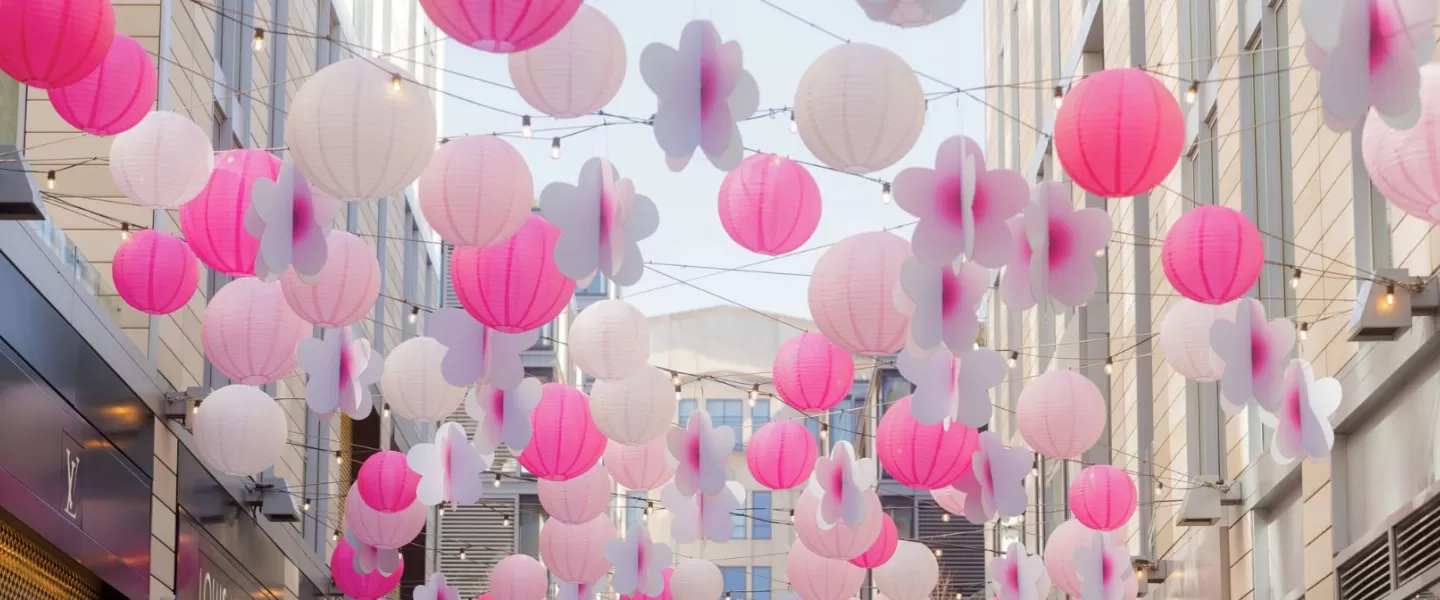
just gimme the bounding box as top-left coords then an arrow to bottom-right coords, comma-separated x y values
345,487 -> 426,550
872,542 -> 938,600
857,0 -> 964,27
669,559 -> 722,600
1017,372 -> 1106,460
538,465 -> 612,524
202,277 -> 309,385
418,136 -> 533,247
621,568 -> 673,600
794,44 -> 925,174
876,396 -> 980,489
794,490 -> 883,560
929,487 -> 967,515
746,421 -> 818,490
0,0 -> 115,89
1069,466 -> 1137,532
49,34 -> 155,136
1158,300 -> 1234,382
181,149 -> 280,276
1161,206 -> 1263,305
509,4 -> 625,118
379,337 -> 469,422
286,58 -> 436,200
718,154 -> 822,255
808,232 -> 910,355
517,384 -> 607,481
603,437 -> 675,491
1044,520 -> 1127,597
110,112 -> 214,208
332,538 -> 403,600
1364,64 -> 1440,223
570,299 -> 650,381
192,385 -> 286,476
540,517 -> 615,583
591,367 -> 675,445
491,555 -> 549,600
848,515 -> 898,568
452,215 -> 576,333
789,542 -> 866,600
280,231 -> 380,327
1054,68 -> 1184,197
773,332 -> 855,411
357,451 -> 420,513
421,0 -> 582,53
113,230 -> 199,315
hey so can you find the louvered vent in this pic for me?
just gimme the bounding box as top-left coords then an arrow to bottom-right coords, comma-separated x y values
439,497 -> 517,597
1396,494 -> 1440,585
917,503 -> 986,598
1338,537 -> 1393,600
442,243 -> 458,308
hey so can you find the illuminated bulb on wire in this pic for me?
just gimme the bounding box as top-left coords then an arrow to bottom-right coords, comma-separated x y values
302,498 -> 311,512
1053,86 -> 1064,109
1007,351 -> 1018,368
389,73 -> 402,92
941,513 -> 950,523
643,504 -> 653,522
748,385 -> 759,407
881,182 -> 892,204
46,170 -> 56,190
382,404 -> 390,419
934,548 -> 943,558
120,222 -> 131,242
1104,357 -> 1114,375
1185,81 -> 1198,104
1298,322 -> 1309,340
459,548 -> 467,561
789,110 -> 797,133
253,27 -> 265,51
819,423 -> 830,441
1292,268 -> 1302,289
493,473 -> 502,487
503,515 -> 511,527
1387,284 -> 1396,306
334,451 -> 342,466
331,530 -> 339,542
725,593 -> 732,600
191,401 -> 199,415
522,115 -> 533,138
674,384 -> 682,401
409,305 -> 420,323
551,137 -> 562,160
1095,247 -> 1105,257
671,372 -> 681,386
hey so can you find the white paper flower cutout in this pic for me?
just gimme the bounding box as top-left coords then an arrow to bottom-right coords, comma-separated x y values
557,576 -> 609,600
245,158 -> 341,282
465,377 -> 543,454
1303,0 -> 1437,131
539,157 -> 661,287
1260,359 -> 1342,465
605,523 -> 674,597
296,326 -> 384,420
1210,298 -> 1295,414
1001,182 -> 1112,310
897,345 -> 1004,428
894,135 -> 1027,268
428,307 -> 539,389
805,440 -> 877,529
661,480 -> 746,543
406,422 -> 494,507
952,431 -> 1030,522
666,409 -> 735,497
1074,531 -> 1135,600
990,541 -> 1048,600
345,529 -> 400,576
640,20 -> 760,172
415,573 -> 463,600
898,257 -> 990,353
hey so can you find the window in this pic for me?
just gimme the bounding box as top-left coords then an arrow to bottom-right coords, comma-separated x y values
525,367 -> 555,383
625,492 -> 648,532
710,399 -> 743,450
1183,0 -> 1217,82
751,568 -> 771,600
752,399 -> 770,430
730,509 -> 746,540
752,492 -> 771,539
829,392 -> 862,450
678,399 -> 697,427
720,567 -> 747,600
518,495 -> 547,559
882,496 -> 916,538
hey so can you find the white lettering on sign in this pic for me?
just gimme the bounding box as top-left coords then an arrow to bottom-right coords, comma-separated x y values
201,572 -> 229,600
63,447 -> 79,519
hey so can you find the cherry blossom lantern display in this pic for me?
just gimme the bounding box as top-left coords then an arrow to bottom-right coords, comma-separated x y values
379,337 -> 469,422
202,277 -> 308,385
848,514 -> 898,568
794,489 -> 884,560
357,451 -> 420,513
517,383 -> 607,481
1305,0 -> 1437,131
794,44 -> 925,174
332,538 -> 403,600
422,0 -> 581,53
491,555 -> 549,600
1053,68 -> 1184,197
788,542 -> 866,600
110,112 -> 214,209
808,232 -> 911,355
872,541 -> 939,600
620,568 -> 673,600
570,299 -> 650,381
1069,465 -> 1137,532
509,4 -> 626,118
113,230 -> 199,315
418,136 -> 533,248
602,437 -> 675,491
857,0 -> 965,27
451,215 -> 576,333
345,487 -> 426,550
1017,371 -> 1106,460
773,332 -> 855,411
181,149 -> 280,276
1161,205 -> 1263,305
1158,300 -> 1234,382
590,367 -> 675,445
540,517 -> 616,583
193,385 -> 286,476
876,396 -> 980,489
0,0 -> 115,88
538,465 -> 612,525
1363,64 -> 1440,224
746,421 -> 818,490
669,559 -> 723,600
48,34 -> 155,136
1043,520 -> 1128,597
718,154 -> 822,255
279,231 -> 381,327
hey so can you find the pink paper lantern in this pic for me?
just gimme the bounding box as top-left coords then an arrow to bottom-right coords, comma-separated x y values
794,489 -> 883,560
621,568 -> 673,600
202,277 -> 309,385
773,332 -> 855,411
1017,371 -> 1106,460
603,437 -> 675,491
539,516 -> 615,583
509,4 -> 627,119
876,396 -> 980,489
419,0 -> 583,53
1069,465 -> 1137,532
419,136 -> 533,248
345,487 -> 426,550
491,554 -> 549,600
280,231 -> 381,327
1053,68 -> 1184,198
848,514 -> 898,568
746,421 -> 817,490
48,34 -> 155,136
113,229 -> 199,315
332,538 -> 403,600
357,451 -> 420,513
788,541 -> 867,600
451,215 -> 576,333
517,383 -> 607,481
808,232 -> 911,355
717,154 -> 822,255
1364,64 -> 1440,223
538,464 -> 612,524
181,149 -> 281,276
0,0 -> 115,89
929,487 -> 967,515
1160,205 -> 1263,305
1043,520 -> 1126,597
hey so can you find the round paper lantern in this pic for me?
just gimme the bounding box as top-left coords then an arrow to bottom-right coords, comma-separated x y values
789,542 -> 866,600
876,396 -> 980,489
1044,520 -> 1128,597
794,43 -> 925,174
280,231 -> 381,327
773,332 -> 855,411
746,421 -> 818,490
509,4 -> 625,118
538,465 -> 612,524
872,542 -> 939,600
420,0 -> 582,53
808,232 -> 911,355
517,383 -> 607,481
491,555 -> 548,600
379,337 -> 469,422
0,0 -> 115,89
602,436 -> 674,491
848,515 -> 898,568
929,487 -> 967,515
418,136 -> 532,247
286,58 -> 436,200
332,538 -> 403,600
1017,371 -> 1106,460
794,489 -> 883,560
1054,68 -> 1184,197
590,366 -> 674,445
202,277 -> 309,385
345,487 -> 426,550
109,112 -> 214,208
669,559 -> 722,600
857,0 -> 964,27
48,34 -> 155,136
1160,205 -> 1263,305
451,215 -> 576,333
717,154 -> 822,255
357,451 -> 420,513
193,385 -> 286,476
113,230 -> 199,315
621,568 -> 673,600
181,149 -> 281,276
570,299 -> 650,381
1364,64 -> 1440,223
539,517 -> 615,583
1069,465 -> 1137,532
1158,300 -> 1235,382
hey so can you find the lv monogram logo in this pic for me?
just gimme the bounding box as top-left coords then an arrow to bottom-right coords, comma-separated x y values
63,447 -> 79,519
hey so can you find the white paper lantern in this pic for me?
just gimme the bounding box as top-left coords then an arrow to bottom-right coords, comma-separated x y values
794,44 -> 925,174
418,136 -> 533,248
670,559 -> 723,600
509,4 -> 626,118
193,385 -> 286,476
109,111 -> 214,208
286,57 -> 437,200
381,337 -> 468,422
569,299 -> 650,381
538,464 -> 613,524
590,366 -> 675,445
1017,371 -> 1106,460
856,0 -> 965,28
872,542 -> 938,600
1158,299 -> 1235,382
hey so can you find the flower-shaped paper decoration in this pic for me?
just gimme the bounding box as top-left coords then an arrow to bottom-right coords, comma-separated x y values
297,326 -> 384,420
896,345 -> 1004,428
415,573 -> 463,600
895,136 -> 1028,269
558,576 -> 609,600
1303,0 -> 1437,131
245,158 -> 341,282
1000,182 -> 1112,310
466,378 -> 544,454
666,410 -> 735,497
406,422 -> 494,507
1261,359 -> 1342,465
952,431 -> 1030,522
429,307 -> 540,389
898,257 -> 989,353
991,542 -> 1047,600
1074,531 -> 1135,600
345,528 -> 401,576
606,524 -> 674,597
539,158 -> 660,287
661,480 -> 746,543
1210,298 -> 1295,414
640,20 -> 760,172
806,441 -> 877,529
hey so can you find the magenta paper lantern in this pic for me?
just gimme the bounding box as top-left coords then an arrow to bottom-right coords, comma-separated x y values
332,538 -> 403,600
1044,520 -> 1127,597
1364,64 -> 1440,223
539,517 -> 616,583
1054,68 -> 1184,198
794,489 -> 883,560
418,136 -> 533,248
603,437 -> 675,491
280,231 -> 381,327
181,149 -> 281,276
1069,465 -> 1137,532
746,421 -> 818,490
345,487 -> 426,550
808,232 -> 911,355
848,514 -> 898,568
1017,371 -> 1106,460
113,230 -> 199,315
357,451 -> 420,513
876,396 -> 980,489
48,34 -> 155,136
491,555 -> 549,600
517,383 -> 607,481
202,277 -> 309,385
717,154 -> 822,255
773,332 -> 855,411
0,0 -> 115,89
788,541 -> 867,600
419,0 -> 582,53
621,568 -> 673,600
451,215 -> 576,333
1161,205 -> 1263,305
538,464 -> 612,524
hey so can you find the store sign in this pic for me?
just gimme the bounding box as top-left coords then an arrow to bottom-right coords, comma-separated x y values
61,435 -> 81,522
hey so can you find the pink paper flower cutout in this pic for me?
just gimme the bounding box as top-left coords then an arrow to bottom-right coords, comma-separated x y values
1260,359 -> 1341,465
465,378 -> 543,454
296,326 -> 384,420
1210,298 -> 1296,414
895,136 -> 1028,269
1303,0 -> 1437,131
1000,182 -> 1112,310
666,410 -> 735,497
898,257 -> 989,353
640,20 -> 760,172
406,422 -> 494,507
540,157 -> 660,287
1073,531 -> 1135,600
344,528 -> 401,576
991,542 -> 1048,600
558,576 -> 609,600
952,431 -> 1031,522
897,345 -> 1005,428
245,158 -> 341,282
661,480 -> 746,543
416,573 -> 463,600
806,441 -> 877,529
429,307 -> 539,389
605,524 -> 674,597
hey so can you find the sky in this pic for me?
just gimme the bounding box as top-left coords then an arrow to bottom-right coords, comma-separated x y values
440,0 -> 986,320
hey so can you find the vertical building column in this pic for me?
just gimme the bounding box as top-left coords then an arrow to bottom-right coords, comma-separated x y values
1128,0 -> 1157,561
150,418 -> 180,598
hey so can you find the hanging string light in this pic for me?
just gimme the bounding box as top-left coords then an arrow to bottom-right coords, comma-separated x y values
331,529 -> 339,542
334,451 -> 342,465
674,384 -> 682,401
253,27 -> 266,51
409,306 -> 420,323
1052,86 -> 1064,109
493,473 -> 503,487
881,182 -> 892,204
748,384 -> 760,407
1104,357 -> 1114,375
389,73 -> 402,92
671,371 -> 681,386
459,547 -> 468,561
1299,322 -> 1309,340
120,222 -> 131,241
522,115 -> 533,138
46,170 -> 56,190
1007,351 -> 1019,367
1292,268 -> 1302,289
789,110 -> 798,133
1185,81 -> 1198,104
551,137 -> 562,160
1387,284 -> 1397,306
302,498 -> 311,512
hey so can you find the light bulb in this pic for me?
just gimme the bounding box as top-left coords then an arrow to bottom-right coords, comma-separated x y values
439,505 -> 446,516
1387,284 -> 1396,306
671,372 -> 681,386
1292,268 -> 1301,289
643,504 -> 653,522
191,402 -> 199,415
1052,86 -> 1064,109
881,182 -> 892,204
726,593 -> 732,600
749,385 -> 759,407
522,115 -> 533,138
674,384 -> 682,401
1104,357 -> 1114,375
46,170 -> 56,190
934,549 -> 943,558
382,404 -> 390,419
390,73 -> 402,92
459,548 -> 467,561
334,452 -> 342,466
551,137 -> 562,160
331,530 -> 339,542
1007,351 -> 1018,368
493,473 -> 503,487
789,509 -> 796,522
1298,322 -> 1309,340
941,513 -> 951,523
120,222 -> 131,242
302,498 -> 311,512
1095,247 -> 1105,257
820,423 -> 830,440
789,110 -> 798,133
1185,81 -> 1198,104
503,516 -> 511,527
253,27 -> 265,51
409,306 -> 420,323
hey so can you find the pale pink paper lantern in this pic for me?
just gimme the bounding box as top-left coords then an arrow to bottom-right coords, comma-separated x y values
929,487 -> 967,515
794,489 -> 883,560
491,555 -> 549,600
570,299 -> 651,382
538,465 -> 612,524
876,396 -> 980,489
1017,371 -> 1106,460
808,232 -> 911,355
345,487 -> 426,550
517,383 -> 607,481
857,0 -> 964,27
509,4 -> 626,118
1158,300 -> 1235,382
746,421 -> 818,490
451,215 -> 576,333
420,0 -> 582,53
181,149 -> 281,276
603,437 -> 675,491
1160,206 -> 1263,305
539,517 -> 616,583
1044,520 -> 1127,597
621,568 -> 673,600
110,111 -> 215,209
419,136 -> 533,247
773,332 -> 855,411
671,559 -> 722,600
848,514 -> 898,568
48,34 -> 155,136
717,154 -> 822,255
1364,64 -> 1440,223
280,231 -> 381,327
333,538 -> 403,600
113,230 -> 199,315
794,44 -> 925,174
872,541 -> 939,600
788,541 -> 867,600
1054,68 -> 1184,198
1069,465 -> 1137,532
591,366 -> 674,445
202,277 -> 309,385
0,0 -> 115,89
357,451 -> 420,513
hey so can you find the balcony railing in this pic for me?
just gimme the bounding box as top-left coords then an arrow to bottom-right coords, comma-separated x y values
28,215 -> 125,321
